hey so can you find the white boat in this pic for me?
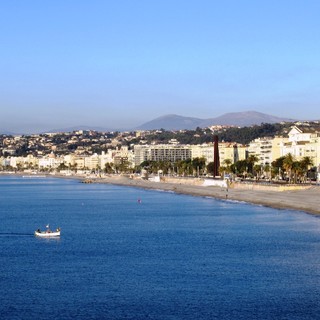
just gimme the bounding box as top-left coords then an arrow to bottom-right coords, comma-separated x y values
23,175 -> 46,178
35,226 -> 61,238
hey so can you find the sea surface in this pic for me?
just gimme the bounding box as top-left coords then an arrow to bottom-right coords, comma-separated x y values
1,175 -> 320,319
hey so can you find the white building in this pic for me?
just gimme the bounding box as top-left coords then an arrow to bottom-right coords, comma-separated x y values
134,142 -> 246,167
38,154 -> 62,169
85,154 -> 100,171
190,144 -> 214,163
248,137 -> 273,165
280,126 -> 320,166
134,144 -> 192,166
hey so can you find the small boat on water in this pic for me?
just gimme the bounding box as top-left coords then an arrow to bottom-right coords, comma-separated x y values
23,175 -> 46,178
35,225 -> 61,238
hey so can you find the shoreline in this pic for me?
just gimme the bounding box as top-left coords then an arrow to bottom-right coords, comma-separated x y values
90,175 -> 320,216
2,172 -> 320,215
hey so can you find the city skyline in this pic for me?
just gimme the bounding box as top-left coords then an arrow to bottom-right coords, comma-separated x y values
1,1 -> 320,133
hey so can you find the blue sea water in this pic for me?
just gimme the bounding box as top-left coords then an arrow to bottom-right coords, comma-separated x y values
1,176 -> 320,319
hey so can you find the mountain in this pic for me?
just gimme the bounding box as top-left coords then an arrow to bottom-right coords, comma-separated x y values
136,114 -> 204,131
1,111 -> 295,135
201,111 -> 294,127
0,130 -> 17,135
137,111 -> 295,130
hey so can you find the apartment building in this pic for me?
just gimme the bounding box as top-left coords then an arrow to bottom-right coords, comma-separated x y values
219,143 -> 246,164
134,144 -> 192,166
38,154 -> 61,169
246,126 -> 320,168
190,143 -> 246,165
112,146 -> 135,167
84,154 -> 99,170
271,136 -> 286,163
190,144 -> 214,163
248,137 -> 273,165
280,126 -> 320,166
4,155 -> 39,169
134,142 -> 246,166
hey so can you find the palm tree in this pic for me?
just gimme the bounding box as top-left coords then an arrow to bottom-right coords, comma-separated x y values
16,163 -> 23,172
206,162 -> 215,176
118,160 -> 131,173
104,162 -> 113,174
175,160 -> 185,176
160,160 -> 171,175
300,156 -> 313,170
264,164 -> 271,180
247,155 -> 259,176
232,160 -> 248,176
300,156 -> 313,183
283,153 -> 294,183
183,159 -> 193,176
192,157 -> 206,176
292,161 -> 302,183
152,161 -> 161,174
253,164 -> 262,179
223,159 -> 232,173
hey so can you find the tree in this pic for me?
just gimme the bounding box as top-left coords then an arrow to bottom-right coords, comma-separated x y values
183,159 -> 193,176
192,157 -> 206,176
232,160 -> 247,175
292,161 -> 302,183
271,156 -> 286,180
246,155 -> 259,175
118,160 -> 132,173
207,162 -> 215,176
283,153 -> 294,183
300,156 -> 313,172
264,164 -> 271,179
298,157 -> 313,183
159,160 -> 171,175
222,159 -> 232,173
57,163 -> 68,171
175,160 -> 186,176
218,159 -> 232,178
253,164 -> 262,178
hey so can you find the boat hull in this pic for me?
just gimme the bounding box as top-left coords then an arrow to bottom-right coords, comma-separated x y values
35,231 -> 60,237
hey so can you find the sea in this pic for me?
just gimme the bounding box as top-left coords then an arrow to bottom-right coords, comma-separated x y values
1,175 -> 320,320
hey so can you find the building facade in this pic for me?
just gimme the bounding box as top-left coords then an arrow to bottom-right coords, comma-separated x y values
248,137 -> 273,165
134,144 -> 192,166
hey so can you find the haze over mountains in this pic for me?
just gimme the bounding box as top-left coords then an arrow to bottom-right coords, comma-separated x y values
1,111 -> 296,135
136,111 -> 295,131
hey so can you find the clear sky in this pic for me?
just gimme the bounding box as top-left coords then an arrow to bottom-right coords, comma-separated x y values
1,0 -> 320,133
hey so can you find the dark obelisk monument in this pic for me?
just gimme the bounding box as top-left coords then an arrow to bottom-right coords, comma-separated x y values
213,135 -> 220,177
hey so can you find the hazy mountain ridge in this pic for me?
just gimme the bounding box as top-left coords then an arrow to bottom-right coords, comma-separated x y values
0,130 -> 17,135
136,114 -> 204,131
137,111 -> 295,130
1,111 -> 296,135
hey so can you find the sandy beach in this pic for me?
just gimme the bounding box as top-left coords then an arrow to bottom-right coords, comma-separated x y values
88,175 -> 320,216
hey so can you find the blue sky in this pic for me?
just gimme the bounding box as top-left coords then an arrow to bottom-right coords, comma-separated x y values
1,0 -> 320,133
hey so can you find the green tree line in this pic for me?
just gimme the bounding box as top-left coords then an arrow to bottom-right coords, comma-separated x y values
141,123 -> 293,145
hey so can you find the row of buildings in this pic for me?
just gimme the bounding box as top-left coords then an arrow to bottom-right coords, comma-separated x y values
248,126 -> 320,168
0,142 -> 246,172
1,126 -> 320,172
